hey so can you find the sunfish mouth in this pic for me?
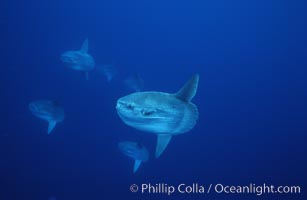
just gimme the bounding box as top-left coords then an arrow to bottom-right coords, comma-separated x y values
116,108 -> 144,124
116,100 -> 133,110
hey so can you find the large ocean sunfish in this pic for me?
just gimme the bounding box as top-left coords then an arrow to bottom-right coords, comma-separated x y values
116,74 -> 199,158
61,39 -> 95,80
29,100 -> 65,134
118,141 -> 149,173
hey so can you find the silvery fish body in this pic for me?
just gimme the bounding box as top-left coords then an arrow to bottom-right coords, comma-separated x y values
118,141 -> 149,173
29,100 -> 65,134
61,39 -> 95,80
116,74 -> 199,158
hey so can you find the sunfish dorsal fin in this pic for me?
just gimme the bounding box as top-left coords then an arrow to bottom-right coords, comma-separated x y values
133,160 -> 142,173
80,38 -> 88,53
156,134 -> 172,158
175,74 -> 199,102
48,120 -> 57,134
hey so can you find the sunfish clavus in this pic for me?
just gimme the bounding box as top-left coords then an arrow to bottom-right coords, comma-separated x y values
29,100 -> 65,134
116,74 -> 199,158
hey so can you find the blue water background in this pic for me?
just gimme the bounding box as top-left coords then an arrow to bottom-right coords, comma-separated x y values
0,0 -> 306,199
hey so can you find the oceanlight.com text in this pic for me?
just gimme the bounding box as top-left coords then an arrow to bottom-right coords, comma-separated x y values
129,183 -> 302,196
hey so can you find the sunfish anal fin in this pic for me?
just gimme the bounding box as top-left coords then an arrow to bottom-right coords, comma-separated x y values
156,134 -> 172,158
80,38 -> 88,53
133,160 -> 142,173
175,74 -> 199,102
48,120 -> 57,135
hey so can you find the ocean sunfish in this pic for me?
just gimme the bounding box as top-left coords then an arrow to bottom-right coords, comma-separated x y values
118,141 -> 149,173
29,100 -> 65,134
124,73 -> 144,92
116,74 -> 199,158
97,64 -> 117,82
61,38 -> 95,80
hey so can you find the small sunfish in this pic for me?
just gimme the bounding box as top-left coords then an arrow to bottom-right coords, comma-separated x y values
118,141 -> 149,173
124,73 -> 144,92
97,64 -> 117,82
29,100 -> 65,134
61,38 -> 95,80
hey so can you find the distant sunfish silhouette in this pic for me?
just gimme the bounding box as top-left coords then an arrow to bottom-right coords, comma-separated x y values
29,100 -> 65,134
124,73 -> 144,92
61,39 -> 95,80
118,141 -> 149,173
116,74 -> 199,158
97,64 -> 117,82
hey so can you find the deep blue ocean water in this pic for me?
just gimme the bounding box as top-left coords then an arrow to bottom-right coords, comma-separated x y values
0,0 -> 306,199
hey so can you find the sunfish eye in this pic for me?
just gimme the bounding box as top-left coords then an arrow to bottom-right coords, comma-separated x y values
141,109 -> 154,116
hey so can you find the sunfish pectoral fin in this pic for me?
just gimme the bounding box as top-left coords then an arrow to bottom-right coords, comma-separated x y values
133,160 -> 142,173
175,74 -> 199,102
47,120 -> 57,135
155,134 -> 172,158
84,72 -> 89,80
80,38 -> 89,53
